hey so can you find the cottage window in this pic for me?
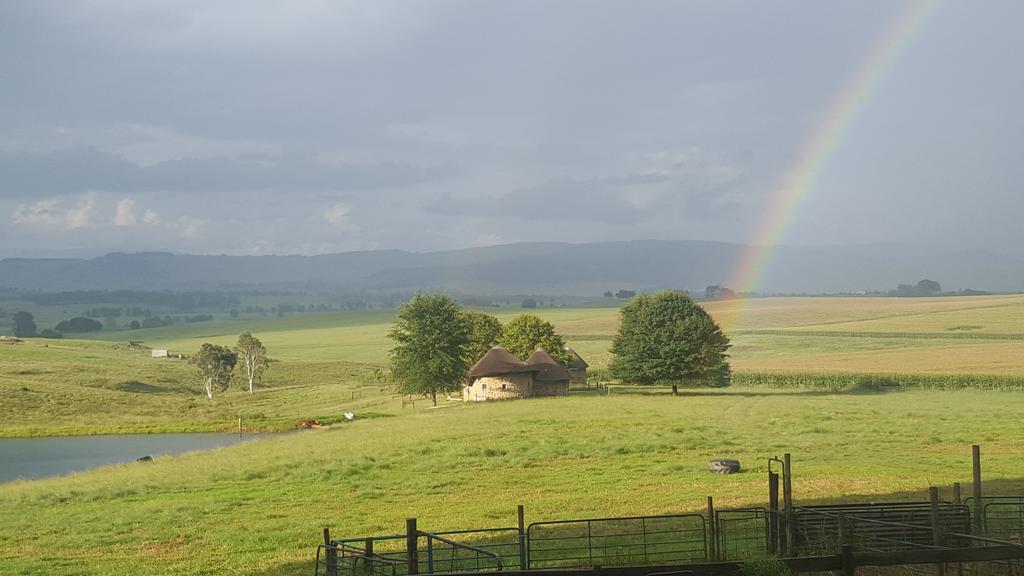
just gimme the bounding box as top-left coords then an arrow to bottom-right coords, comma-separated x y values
481,383 -> 487,390
501,383 -> 507,390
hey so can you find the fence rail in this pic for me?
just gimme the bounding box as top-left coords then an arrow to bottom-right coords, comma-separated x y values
526,513 -> 708,569
321,447 -> 1024,575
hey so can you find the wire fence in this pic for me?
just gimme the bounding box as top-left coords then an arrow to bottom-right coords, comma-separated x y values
330,528 -> 520,575
526,514 -> 708,569
967,496 -> 1024,543
322,497 -> 1024,575
315,542 -> 403,576
791,503 -> 971,555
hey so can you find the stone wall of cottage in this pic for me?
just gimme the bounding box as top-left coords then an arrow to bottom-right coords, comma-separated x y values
533,380 -> 569,397
568,367 -> 587,386
463,373 -> 533,401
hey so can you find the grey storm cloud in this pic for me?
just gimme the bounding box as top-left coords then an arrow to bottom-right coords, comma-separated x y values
432,174 -> 673,225
0,146 -> 451,197
430,153 -> 751,226
2,1 -> 1024,258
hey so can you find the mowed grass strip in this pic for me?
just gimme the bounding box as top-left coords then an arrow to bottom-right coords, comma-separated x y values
3,389 -> 1024,575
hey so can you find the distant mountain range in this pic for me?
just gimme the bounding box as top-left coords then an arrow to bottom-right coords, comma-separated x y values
2,240 -> 1023,295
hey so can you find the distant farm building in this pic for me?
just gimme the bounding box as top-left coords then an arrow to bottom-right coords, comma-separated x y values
463,346 -> 572,401
151,349 -> 169,358
565,347 -> 589,386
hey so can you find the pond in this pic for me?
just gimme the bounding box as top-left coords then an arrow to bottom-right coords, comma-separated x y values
0,433 -> 267,483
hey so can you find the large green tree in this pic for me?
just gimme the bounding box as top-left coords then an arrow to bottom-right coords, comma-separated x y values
12,311 -> 37,338
609,291 -> 730,386
235,331 -> 269,394
462,311 -> 503,365
498,314 -> 571,364
193,343 -> 238,399
388,294 -> 472,405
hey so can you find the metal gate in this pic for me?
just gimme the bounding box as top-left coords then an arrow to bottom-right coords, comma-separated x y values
715,508 -> 769,560
526,513 -> 707,569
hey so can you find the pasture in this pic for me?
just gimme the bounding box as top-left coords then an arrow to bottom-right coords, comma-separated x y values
3,295 -> 1024,575
3,389 -> 1024,575
80,293 -> 1024,373
4,295 -> 1024,436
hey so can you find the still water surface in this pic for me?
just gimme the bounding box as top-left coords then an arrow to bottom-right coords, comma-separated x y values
0,433 -> 261,483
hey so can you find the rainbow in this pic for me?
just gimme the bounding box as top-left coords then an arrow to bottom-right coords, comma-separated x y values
725,0 -> 938,325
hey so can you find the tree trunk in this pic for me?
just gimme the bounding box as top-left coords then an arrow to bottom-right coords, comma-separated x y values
431,392 -> 437,406
248,373 -> 254,394
205,377 -> 213,399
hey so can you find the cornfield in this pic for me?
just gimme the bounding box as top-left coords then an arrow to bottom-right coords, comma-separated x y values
733,329 -> 1024,341
731,371 -> 1024,391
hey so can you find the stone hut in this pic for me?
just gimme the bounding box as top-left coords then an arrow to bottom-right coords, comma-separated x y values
463,346 -> 536,401
525,349 -> 571,396
565,347 -> 589,386
463,346 -> 573,401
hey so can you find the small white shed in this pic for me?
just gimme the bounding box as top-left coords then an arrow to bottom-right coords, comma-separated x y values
151,349 -> 169,358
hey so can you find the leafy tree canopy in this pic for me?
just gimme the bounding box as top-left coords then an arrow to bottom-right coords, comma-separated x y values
388,294 -> 472,405
193,343 -> 238,399
12,311 -> 37,338
54,317 -> 103,333
498,314 -> 571,364
609,290 -> 730,386
462,311 -> 503,365
235,331 -> 269,394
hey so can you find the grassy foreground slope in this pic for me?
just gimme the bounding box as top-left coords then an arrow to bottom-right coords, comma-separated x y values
3,389 -> 1024,575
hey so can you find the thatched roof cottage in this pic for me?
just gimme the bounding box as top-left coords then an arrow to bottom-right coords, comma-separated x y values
463,346 -> 572,401
565,347 -> 589,386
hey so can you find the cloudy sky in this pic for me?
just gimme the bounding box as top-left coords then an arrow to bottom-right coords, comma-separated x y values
1,1 -> 1022,258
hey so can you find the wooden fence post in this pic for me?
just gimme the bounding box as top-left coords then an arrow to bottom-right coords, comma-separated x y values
406,518 -> 419,575
324,528 -> 338,576
972,445 -> 983,534
930,486 -> 947,576
783,453 -> 794,556
841,544 -> 856,576
365,538 -> 375,576
707,496 -> 717,561
837,512 -> 847,549
518,504 -> 528,570
953,482 -> 962,505
768,471 -> 780,555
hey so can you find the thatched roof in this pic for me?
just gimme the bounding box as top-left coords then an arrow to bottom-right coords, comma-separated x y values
468,346 -> 536,379
565,347 -> 589,369
525,349 -> 571,382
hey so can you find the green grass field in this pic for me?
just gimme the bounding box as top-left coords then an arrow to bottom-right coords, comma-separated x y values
4,295 -> 1024,575
4,295 -> 1024,435
3,389 -> 1024,575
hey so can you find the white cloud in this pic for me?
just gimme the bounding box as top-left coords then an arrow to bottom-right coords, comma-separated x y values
114,197 -> 161,227
14,196 -> 96,230
114,198 -> 138,226
323,202 -> 352,228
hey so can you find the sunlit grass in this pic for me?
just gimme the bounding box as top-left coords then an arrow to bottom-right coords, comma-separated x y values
3,389 -> 1024,575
